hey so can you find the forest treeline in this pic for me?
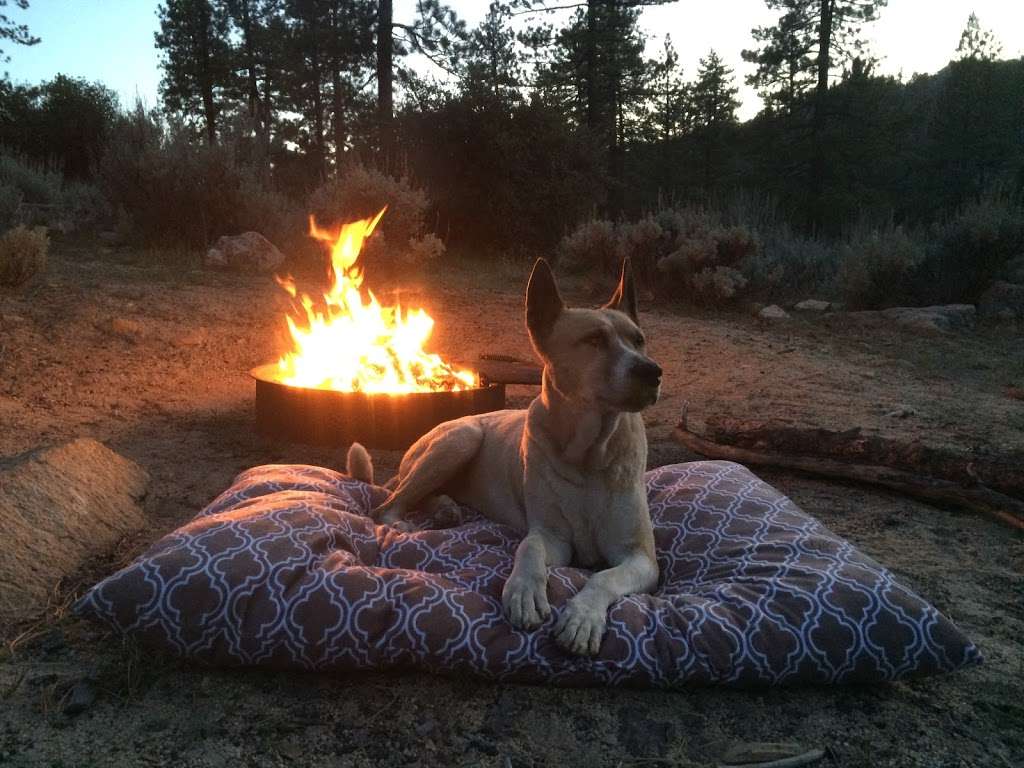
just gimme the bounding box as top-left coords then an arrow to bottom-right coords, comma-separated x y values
0,1 -> 1022,308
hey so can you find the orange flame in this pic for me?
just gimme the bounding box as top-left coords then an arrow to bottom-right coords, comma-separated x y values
274,207 -> 476,394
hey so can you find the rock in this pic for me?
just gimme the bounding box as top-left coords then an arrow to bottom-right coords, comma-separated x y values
794,299 -> 831,312
759,304 -> 789,320
978,281 -> 1024,322
845,304 -> 975,334
204,232 -> 284,273
107,317 -> 143,339
0,438 -> 149,625
97,231 -> 123,246
63,680 -> 97,716
172,326 -> 208,349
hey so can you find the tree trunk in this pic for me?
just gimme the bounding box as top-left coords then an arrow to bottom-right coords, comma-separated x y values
377,0 -> 394,164
238,0 -> 266,150
809,0 -> 834,229
198,2 -> 216,146
585,0 -> 598,129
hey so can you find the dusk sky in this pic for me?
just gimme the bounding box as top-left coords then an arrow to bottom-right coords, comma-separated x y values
7,1 -> 1024,121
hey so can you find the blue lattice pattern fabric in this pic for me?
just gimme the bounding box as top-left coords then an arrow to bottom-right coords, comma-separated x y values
76,461 -> 981,686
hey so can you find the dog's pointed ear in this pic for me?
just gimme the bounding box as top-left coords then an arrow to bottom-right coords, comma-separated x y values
605,258 -> 639,323
526,258 -> 564,344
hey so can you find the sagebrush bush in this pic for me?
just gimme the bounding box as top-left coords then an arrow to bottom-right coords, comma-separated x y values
308,166 -> 436,268
915,198 -> 1024,305
61,181 -> 110,228
837,225 -> 925,309
0,183 -> 22,230
0,150 -> 62,205
559,219 -> 619,277
0,225 -> 48,287
559,207 -> 762,305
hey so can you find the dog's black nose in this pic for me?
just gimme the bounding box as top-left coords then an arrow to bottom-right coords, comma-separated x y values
632,360 -> 662,386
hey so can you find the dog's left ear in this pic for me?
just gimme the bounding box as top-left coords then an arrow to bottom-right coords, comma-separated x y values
604,258 -> 639,324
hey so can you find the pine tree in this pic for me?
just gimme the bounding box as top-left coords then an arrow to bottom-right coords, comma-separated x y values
689,50 -> 739,128
460,2 -> 521,104
155,0 -> 233,144
742,0 -> 816,113
0,0 -> 38,62
956,12 -> 1002,62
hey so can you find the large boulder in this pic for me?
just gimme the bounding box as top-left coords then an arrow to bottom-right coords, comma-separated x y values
978,281 -> 1024,322
0,438 -> 149,628
204,232 -> 285,273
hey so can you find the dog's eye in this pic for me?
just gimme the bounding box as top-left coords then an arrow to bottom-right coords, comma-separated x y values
582,331 -> 608,348
634,334 -> 645,348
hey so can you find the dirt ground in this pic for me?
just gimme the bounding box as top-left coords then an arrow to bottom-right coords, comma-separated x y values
1,240 -> 1022,768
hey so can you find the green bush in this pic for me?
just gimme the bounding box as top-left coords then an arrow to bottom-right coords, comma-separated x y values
0,225 -> 48,287
99,113 -> 296,249
837,225 -> 925,309
308,165 -> 441,269
61,181 -> 110,228
559,219 -> 619,277
915,198 -> 1024,305
0,150 -> 61,205
0,183 -> 23,230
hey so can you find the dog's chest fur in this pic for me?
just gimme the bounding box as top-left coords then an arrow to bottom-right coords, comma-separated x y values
527,408 -> 648,568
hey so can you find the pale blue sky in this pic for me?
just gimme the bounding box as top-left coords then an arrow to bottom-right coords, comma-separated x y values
7,1 -> 1024,121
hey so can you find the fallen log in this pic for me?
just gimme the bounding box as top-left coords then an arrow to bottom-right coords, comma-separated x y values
472,353 -> 542,386
674,410 -> 1024,531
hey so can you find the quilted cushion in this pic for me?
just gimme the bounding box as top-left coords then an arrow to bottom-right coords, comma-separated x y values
75,461 -> 981,686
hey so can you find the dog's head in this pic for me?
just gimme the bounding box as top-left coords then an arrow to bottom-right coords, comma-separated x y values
526,258 -> 661,412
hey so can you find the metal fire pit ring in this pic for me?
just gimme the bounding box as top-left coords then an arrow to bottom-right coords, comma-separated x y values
251,364 -> 507,450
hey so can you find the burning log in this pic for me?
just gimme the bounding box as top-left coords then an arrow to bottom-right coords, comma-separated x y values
674,407 -> 1024,530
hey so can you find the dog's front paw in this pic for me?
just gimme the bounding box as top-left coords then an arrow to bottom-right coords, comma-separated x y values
553,597 -> 607,656
502,574 -> 551,631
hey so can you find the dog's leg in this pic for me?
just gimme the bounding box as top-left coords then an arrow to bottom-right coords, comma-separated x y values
373,420 -> 484,526
553,550 -> 658,656
502,528 -> 571,630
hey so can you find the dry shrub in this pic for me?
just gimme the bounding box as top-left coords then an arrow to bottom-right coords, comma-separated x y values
559,207 -> 761,305
0,225 -> 48,287
308,166 -> 442,270
559,219 -> 619,277
837,225 -> 925,309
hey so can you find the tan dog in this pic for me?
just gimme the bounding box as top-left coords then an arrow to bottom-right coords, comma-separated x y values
347,258 -> 661,656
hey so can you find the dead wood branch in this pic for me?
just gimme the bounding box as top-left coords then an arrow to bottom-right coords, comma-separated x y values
674,409 -> 1024,531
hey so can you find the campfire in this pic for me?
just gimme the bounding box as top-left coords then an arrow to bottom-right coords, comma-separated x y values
251,208 -> 505,448
273,207 -> 476,394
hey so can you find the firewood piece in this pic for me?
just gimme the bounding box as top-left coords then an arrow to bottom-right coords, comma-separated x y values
473,354 -> 542,386
701,415 -> 1024,499
674,411 -> 1024,531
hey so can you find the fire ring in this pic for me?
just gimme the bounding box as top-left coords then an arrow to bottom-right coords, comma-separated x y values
251,364 -> 506,450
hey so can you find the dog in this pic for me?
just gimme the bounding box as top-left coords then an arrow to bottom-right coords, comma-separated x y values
346,258 -> 661,656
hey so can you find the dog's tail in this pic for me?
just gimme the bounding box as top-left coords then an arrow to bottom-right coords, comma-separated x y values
346,442 -> 374,485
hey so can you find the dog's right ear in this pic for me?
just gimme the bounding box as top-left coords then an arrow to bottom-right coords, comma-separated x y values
526,258 -> 564,344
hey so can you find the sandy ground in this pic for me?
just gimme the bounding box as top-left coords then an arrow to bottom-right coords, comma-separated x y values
0,240 -> 1022,767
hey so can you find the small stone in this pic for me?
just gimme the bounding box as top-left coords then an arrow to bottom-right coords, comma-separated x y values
108,317 -> 143,339
759,305 -> 790,320
172,327 -> 208,348
63,680 -> 96,716
794,299 -> 831,312
885,407 -> 915,419
414,718 -> 437,737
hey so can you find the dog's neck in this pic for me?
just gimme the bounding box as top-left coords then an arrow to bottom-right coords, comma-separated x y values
537,369 -> 625,468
